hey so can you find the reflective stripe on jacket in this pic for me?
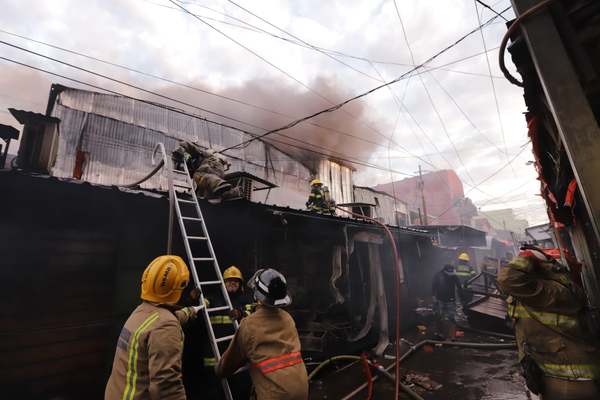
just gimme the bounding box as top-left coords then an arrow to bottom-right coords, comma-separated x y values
497,257 -> 600,381
216,305 -> 308,400
254,352 -> 303,374
105,302 -> 187,400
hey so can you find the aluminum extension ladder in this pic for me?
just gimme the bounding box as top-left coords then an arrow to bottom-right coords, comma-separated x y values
167,152 -> 238,400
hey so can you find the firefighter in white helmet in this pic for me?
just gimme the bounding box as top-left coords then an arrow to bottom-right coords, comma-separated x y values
217,268 -> 308,399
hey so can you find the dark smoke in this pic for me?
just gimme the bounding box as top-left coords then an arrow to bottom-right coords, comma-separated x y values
158,76 -> 384,170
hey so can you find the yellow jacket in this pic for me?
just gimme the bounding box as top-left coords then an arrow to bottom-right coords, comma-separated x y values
105,302 -> 194,400
497,256 -> 600,381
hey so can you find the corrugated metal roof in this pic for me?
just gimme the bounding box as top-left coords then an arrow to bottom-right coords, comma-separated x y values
8,108 -> 59,125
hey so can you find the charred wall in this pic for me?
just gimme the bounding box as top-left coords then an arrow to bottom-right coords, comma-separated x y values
0,171 -> 437,399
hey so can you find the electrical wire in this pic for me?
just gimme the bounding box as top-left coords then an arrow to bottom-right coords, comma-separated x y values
168,0 -> 424,162
225,0 -> 382,83
431,143 -> 530,221
473,0 -> 512,174
426,71 -> 508,156
0,30 -> 430,163
154,0 -> 498,77
476,0 -> 509,21
219,6 -> 511,153
0,55 -> 417,177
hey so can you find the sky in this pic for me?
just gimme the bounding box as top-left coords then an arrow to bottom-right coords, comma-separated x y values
0,0 -> 548,225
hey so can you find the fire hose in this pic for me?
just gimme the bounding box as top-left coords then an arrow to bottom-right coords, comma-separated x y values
334,205 -> 403,399
341,340 -> 516,399
308,355 -> 423,400
499,0 -> 556,87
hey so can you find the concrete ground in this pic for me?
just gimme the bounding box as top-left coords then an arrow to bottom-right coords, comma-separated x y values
309,329 -> 538,399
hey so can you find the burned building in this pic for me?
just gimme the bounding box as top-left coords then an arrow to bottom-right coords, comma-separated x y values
1,84 -> 439,399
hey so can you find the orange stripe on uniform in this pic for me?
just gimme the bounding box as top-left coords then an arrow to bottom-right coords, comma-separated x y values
255,352 -> 303,374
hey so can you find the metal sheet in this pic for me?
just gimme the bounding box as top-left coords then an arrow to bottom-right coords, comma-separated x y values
49,87 -> 311,205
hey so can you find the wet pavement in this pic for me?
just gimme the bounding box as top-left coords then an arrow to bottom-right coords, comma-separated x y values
309,328 -> 539,399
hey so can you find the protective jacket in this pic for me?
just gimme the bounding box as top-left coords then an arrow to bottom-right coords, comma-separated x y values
203,291 -> 253,368
306,186 -> 326,211
455,260 -> 476,282
497,256 -> 600,383
216,305 -> 308,400
105,302 -> 194,400
432,269 -> 462,302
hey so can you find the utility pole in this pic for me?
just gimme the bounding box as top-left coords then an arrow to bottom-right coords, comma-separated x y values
418,165 -> 428,225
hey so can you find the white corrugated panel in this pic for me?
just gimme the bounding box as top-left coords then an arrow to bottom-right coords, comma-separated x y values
49,87 -> 311,204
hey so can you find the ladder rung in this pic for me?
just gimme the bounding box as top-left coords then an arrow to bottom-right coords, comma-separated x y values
188,236 -> 207,240
172,170 -> 187,175
177,198 -> 195,204
174,182 -> 192,189
182,216 -> 202,221
193,257 -> 214,261
200,280 -> 222,285
216,335 -> 235,343
208,306 -> 230,313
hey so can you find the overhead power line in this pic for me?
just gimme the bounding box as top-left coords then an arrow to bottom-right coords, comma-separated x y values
167,0 -> 424,163
0,56 -> 420,178
431,143 -> 530,221
143,0 -> 502,78
473,0 -> 512,174
0,28 -> 502,166
217,5 -> 512,153
476,0 -> 509,21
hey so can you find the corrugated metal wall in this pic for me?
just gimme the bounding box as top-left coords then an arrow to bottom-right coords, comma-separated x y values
353,187 -> 409,226
49,87 -> 311,209
317,159 -> 354,206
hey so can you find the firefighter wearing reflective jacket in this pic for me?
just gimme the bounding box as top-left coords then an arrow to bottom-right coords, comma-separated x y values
202,266 -> 253,369
456,252 -> 476,305
497,248 -> 600,400
105,256 -> 200,400
216,268 -> 308,400
306,179 -> 335,214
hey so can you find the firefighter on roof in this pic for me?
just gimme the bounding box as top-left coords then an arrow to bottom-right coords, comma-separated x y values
105,256 -> 201,400
216,268 -> 308,400
173,141 -> 240,203
497,247 -> 600,400
305,178 -> 335,214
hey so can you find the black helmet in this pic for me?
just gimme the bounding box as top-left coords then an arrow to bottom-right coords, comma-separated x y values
248,268 -> 291,307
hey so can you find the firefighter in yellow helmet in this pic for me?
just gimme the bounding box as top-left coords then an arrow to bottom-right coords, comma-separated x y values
200,266 -> 253,398
497,247 -> 600,399
105,256 -> 201,400
455,252 -> 476,305
306,179 -> 335,214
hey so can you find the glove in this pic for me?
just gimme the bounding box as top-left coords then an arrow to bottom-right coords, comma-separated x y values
193,304 -> 205,314
229,308 -> 242,320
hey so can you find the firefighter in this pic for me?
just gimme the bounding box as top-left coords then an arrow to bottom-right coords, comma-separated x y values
455,252 -> 476,305
432,264 -> 463,339
497,247 -> 600,400
306,179 -> 335,214
173,141 -> 239,203
105,255 -> 201,400
223,265 -> 254,320
216,268 -> 308,400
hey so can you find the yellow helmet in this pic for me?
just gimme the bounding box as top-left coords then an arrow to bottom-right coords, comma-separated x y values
141,255 -> 190,304
310,178 -> 322,186
458,252 -> 470,262
223,266 -> 243,281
